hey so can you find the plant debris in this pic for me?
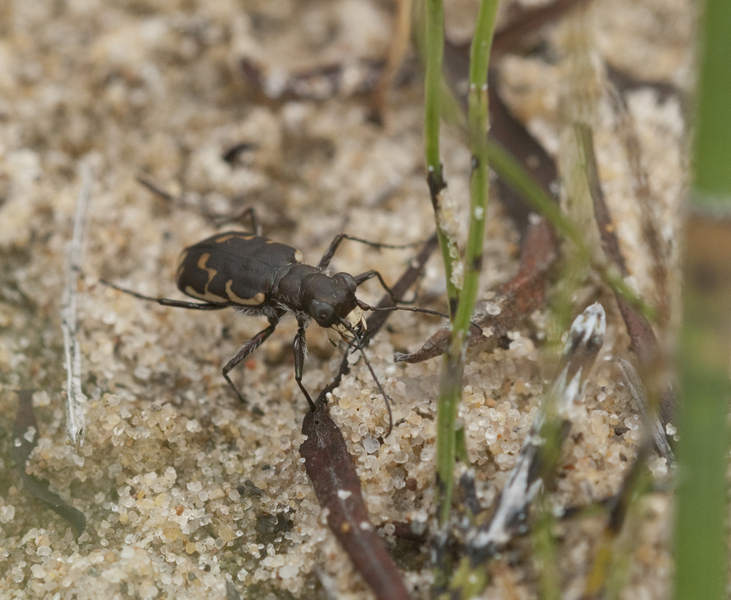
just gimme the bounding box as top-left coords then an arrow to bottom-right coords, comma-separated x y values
12,391 -> 86,536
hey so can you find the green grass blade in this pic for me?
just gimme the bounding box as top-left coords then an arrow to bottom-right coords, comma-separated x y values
675,0 -> 731,597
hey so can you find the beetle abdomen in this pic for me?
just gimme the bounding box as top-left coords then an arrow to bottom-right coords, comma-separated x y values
176,232 -> 304,306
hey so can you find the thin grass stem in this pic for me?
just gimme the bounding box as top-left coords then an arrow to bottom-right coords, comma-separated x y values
423,0 -> 459,316
434,0 -> 499,531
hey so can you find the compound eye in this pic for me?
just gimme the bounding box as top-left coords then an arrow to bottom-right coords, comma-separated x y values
310,300 -> 335,325
334,273 -> 357,294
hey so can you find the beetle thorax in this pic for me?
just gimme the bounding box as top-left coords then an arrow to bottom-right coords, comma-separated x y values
272,265 -> 365,337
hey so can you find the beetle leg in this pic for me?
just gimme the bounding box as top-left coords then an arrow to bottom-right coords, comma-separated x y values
317,233 -> 347,270
222,318 -> 279,403
157,298 -> 228,310
100,279 -> 228,310
213,205 -> 261,235
293,320 -> 315,411
317,233 -> 422,270
241,206 -> 262,236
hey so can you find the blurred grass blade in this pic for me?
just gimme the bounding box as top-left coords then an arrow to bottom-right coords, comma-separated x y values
675,0 -> 731,598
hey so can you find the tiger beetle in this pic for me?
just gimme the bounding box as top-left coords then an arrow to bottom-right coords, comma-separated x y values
102,211 -> 443,434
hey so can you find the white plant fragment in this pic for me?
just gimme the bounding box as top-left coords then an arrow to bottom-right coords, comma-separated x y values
61,165 -> 94,446
468,303 -> 606,559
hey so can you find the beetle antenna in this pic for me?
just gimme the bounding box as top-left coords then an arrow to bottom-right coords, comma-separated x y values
356,299 -> 449,320
367,305 -> 449,319
357,301 -> 483,336
339,318 -> 394,437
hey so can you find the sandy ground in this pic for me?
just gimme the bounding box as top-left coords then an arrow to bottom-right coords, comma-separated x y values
0,0 -> 690,598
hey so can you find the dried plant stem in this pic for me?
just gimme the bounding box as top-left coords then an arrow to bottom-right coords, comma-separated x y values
371,0 -> 414,121
582,365 -> 656,599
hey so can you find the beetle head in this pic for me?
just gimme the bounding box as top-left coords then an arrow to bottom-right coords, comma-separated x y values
303,272 -> 364,334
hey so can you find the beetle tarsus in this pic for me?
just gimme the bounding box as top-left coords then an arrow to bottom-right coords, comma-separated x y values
293,321 -> 316,411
